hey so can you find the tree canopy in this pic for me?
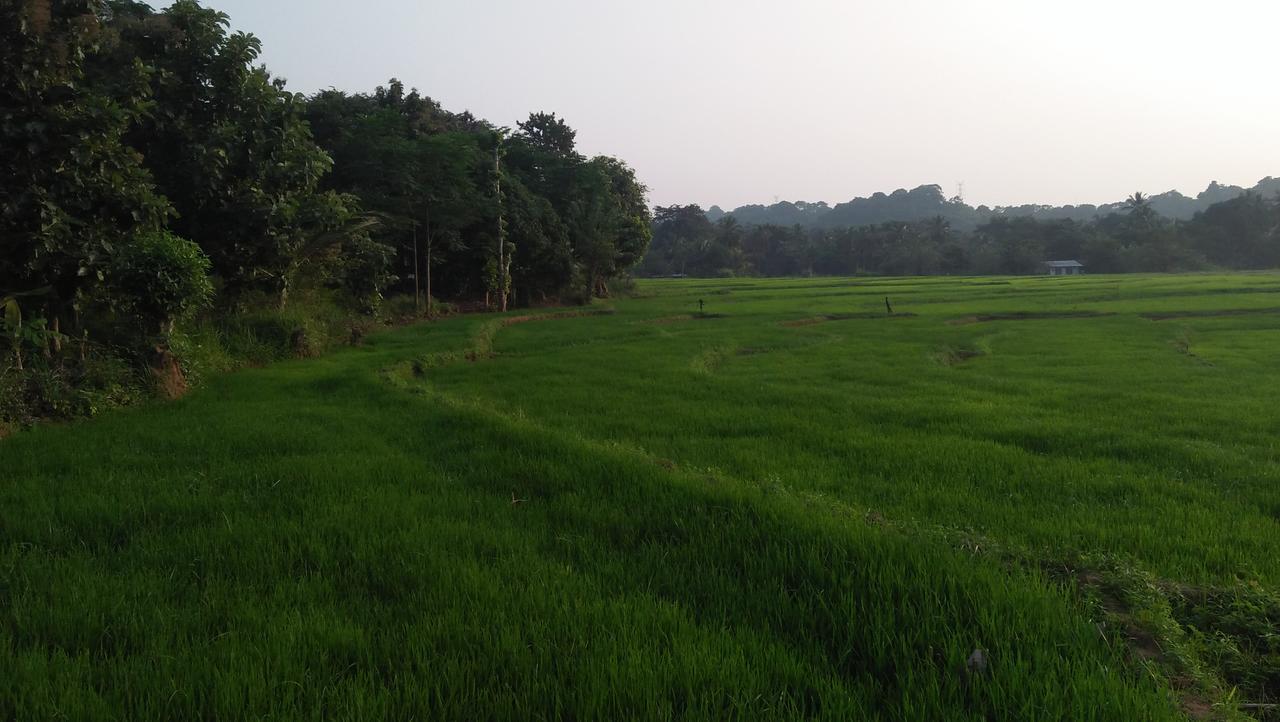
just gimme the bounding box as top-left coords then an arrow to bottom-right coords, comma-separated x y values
1,0 -> 652,410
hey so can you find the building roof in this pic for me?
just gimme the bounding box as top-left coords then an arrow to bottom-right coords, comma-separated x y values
1044,260 -> 1084,267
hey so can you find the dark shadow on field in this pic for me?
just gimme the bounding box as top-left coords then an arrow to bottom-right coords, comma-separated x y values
1141,307 -> 1280,321
639,312 -> 729,325
1084,285 -> 1280,303
948,311 -> 1115,325
781,312 -> 917,327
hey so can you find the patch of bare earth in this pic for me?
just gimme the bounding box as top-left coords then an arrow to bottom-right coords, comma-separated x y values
1070,571 -> 1222,721
935,347 -> 984,366
151,347 -> 189,400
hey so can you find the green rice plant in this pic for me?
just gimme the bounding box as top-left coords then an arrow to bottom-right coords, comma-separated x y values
7,272 -> 1280,718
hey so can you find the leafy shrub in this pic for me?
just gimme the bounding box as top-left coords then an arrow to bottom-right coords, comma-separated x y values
339,237 -> 396,314
167,324 -> 237,387
382,293 -> 453,319
106,231 -> 214,338
610,274 -> 639,296
210,290 -> 354,364
0,353 -> 143,425
381,294 -> 419,319
171,288 -> 370,384
216,312 -> 310,363
0,298 -> 62,372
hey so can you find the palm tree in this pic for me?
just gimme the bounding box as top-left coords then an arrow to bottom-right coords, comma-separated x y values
1124,192 -> 1151,213
1124,192 -> 1157,231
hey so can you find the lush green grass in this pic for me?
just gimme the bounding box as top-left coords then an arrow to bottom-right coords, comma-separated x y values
7,273 -> 1280,719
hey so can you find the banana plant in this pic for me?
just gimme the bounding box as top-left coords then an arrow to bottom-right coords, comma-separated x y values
1,288 -> 52,371
270,210 -> 381,310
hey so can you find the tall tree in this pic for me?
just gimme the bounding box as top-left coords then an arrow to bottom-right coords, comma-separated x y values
645,205 -> 716,276
0,0 -> 169,347
516,111 -> 578,157
99,0 -> 354,305
592,156 -> 653,286
490,129 -> 512,310
305,88 -> 487,308
1184,193 -> 1280,269
1123,192 -> 1158,233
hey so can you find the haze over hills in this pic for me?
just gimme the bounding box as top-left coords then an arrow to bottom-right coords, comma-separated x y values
704,177 -> 1280,230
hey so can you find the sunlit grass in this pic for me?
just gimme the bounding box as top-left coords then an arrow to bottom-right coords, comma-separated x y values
7,272 -> 1280,719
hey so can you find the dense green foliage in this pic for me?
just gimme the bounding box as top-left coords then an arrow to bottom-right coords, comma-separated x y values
0,0 -> 170,341
104,230 -> 213,336
98,0 -> 356,306
8,273 -> 1280,718
645,191 -> 1280,278
304,84 -> 651,308
1,0 -> 649,422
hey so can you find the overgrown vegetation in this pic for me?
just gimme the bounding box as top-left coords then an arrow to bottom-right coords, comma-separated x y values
1,0 -> 651,425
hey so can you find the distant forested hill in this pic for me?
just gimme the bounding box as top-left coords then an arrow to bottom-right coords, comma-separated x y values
645,183 -> 1280,278
707,178 -> 1280,230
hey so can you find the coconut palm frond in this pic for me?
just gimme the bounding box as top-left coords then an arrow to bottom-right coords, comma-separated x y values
297,215 -> 382,260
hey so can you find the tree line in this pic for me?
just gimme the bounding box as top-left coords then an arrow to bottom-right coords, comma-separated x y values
643,192 -> 1280,277
2,0 -> 650,390
705,179 -> 1280,230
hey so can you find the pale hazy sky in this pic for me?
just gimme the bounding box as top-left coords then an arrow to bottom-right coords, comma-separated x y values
200,0 -> 1279,210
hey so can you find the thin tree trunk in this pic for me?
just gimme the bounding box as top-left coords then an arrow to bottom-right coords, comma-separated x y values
413,223 -> 420,314
6,298 -> 23,370
495,143 -> 506,312
423,206 -> 433,317
75,304 -> 86,363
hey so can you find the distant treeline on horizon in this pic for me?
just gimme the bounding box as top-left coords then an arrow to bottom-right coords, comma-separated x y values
642,181 -> 1280,277
703,178 -> 1280,230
